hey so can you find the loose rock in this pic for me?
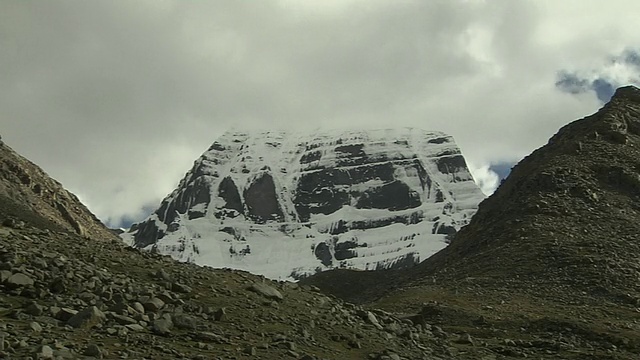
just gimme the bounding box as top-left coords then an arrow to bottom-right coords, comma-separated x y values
248,283 -> 284,301
67,306 -> 106,329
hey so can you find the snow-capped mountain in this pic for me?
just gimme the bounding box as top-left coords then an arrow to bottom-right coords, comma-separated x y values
122,128 -> 485,280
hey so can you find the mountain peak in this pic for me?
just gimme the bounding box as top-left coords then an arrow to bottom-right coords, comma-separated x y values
610,84 -> 640,102
124,128 -> 485,279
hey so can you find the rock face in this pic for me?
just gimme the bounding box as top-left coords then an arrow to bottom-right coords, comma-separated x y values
0,141 -> 119,241
124,128 -> 485,279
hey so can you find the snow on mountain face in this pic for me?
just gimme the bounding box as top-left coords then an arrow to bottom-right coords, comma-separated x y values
122,128 -> 485,280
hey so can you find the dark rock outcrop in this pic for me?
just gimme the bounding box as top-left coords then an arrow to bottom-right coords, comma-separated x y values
243,172 -> 284,223
218,176 -> 243,214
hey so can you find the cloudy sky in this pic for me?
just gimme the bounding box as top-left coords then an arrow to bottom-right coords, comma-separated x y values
1,0 -> 639,228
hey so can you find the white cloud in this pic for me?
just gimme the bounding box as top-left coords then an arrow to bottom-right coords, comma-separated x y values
1,0 -> 638,226
468,163 -> 500,196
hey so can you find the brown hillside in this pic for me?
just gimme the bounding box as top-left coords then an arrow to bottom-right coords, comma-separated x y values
0,140 -> 118,241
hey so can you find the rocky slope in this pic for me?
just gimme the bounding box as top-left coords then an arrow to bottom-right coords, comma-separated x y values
1,221 -> 494,360
413,85 -> 640,299
0,140 -> 118,241
303,86 -> 640,359
0,153 -> 495,360
124,128 -> 484,280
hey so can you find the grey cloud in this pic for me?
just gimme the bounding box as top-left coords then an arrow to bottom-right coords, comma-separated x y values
592,79 -> 616,103
621,49 -> 640,69
556,48 -> 640,103
489,162 -> 515,183
556,71 -> 591,94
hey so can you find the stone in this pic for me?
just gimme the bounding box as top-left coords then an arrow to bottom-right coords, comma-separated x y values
0,270 -> 11,283
34,345 -> 54,359
54,307 -> 78,321
29,321 -> 42,333
248,283 -> 284,301
125,324 -> 145,332
49,277 -> 67,293
53,347 -> 74,358
171,282 -> 192,293
143,297 -> 165,312
133,312 -> 150,322
213,307 -> 226,321
155,292 -> 174,305
244,346 -> 256,355
456,333 -> 474,345
84,343 -> 102,357
132,302 -> 145,314
2,218 -> 24,229
31,258 -> 48,269
155,268 -> 172,281
363,311 -> 383,330
67,306 -> 106,329
5,273 -> 34,288
24,302 -> 44,316
196,331 -> 229,343
171,313 -> 197,330
152,318 -> 173,336
78,291 -> 97,302
111,314 -> 138,325
108,302 -> 130,315
0,331 -> 7,351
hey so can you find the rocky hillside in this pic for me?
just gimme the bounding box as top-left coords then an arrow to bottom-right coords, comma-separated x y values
0,140 -> 118,241
303,86 -> 640,359
0,148 -> 498,359
0,221 -> 499,360
124,128 -> 484,280
414,85 -> 640,300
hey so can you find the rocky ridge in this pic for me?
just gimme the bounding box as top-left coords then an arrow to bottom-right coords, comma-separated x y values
414,85 -> 640,299
124,128 -> 484,280
0,140 -> 118,241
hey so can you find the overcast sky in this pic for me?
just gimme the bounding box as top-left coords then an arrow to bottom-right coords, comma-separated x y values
2,0 -> 639,228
